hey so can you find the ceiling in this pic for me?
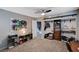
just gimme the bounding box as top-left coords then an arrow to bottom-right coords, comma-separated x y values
0,7 -> 78,18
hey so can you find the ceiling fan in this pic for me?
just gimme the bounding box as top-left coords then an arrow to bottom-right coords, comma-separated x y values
35,9 -> 52,20
35,9 -> 52,14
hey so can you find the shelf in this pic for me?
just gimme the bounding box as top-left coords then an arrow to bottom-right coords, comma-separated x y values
61,31 -> 76,34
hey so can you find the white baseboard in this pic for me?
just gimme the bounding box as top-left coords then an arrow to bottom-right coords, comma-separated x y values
0,47 -> 7,51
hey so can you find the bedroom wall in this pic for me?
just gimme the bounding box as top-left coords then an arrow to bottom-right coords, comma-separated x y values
0,9 -> 33,50
45,10 -> 77,40
76,9 -> 79,40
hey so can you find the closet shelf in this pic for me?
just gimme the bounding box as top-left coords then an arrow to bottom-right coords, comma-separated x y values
61,31 -> 76,34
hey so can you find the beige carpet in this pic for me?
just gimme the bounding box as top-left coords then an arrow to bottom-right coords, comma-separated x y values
4,39 -> 68,52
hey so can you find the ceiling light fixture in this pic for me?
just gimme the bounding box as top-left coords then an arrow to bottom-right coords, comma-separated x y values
41,13 -> 45,16
52,10 -> 54,11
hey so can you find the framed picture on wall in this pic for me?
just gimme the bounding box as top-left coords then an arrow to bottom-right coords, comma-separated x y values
12,19 -> 27,31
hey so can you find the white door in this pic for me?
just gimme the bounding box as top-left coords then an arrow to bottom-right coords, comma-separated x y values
32,20 -> 42,39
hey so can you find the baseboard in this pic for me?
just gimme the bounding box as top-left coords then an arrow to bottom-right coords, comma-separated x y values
0,47 -> 7,51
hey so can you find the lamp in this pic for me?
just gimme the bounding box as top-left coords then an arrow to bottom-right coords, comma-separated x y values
18,28 -> 26,36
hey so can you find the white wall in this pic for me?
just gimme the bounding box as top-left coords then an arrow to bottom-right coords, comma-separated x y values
0,9 -> 33,50
44,11 -> 77,40
32,10 -> 77,40
32,20 -> 37,38
76,10 -> 79,40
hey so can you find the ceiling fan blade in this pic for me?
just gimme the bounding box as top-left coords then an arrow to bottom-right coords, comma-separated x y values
45,10 -> 51,13
35,9 -> 51,14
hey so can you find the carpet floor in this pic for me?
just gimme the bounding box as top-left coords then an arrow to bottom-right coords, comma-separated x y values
3,39 -> 68,52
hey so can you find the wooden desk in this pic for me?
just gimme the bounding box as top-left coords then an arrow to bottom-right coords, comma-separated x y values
69,41 -> 79,52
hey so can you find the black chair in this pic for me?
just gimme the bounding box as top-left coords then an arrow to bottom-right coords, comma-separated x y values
68,37 -> 75,42
61,36 -> 68,41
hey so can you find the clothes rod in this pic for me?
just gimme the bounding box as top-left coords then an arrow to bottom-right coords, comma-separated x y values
45,14 -> 77,19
